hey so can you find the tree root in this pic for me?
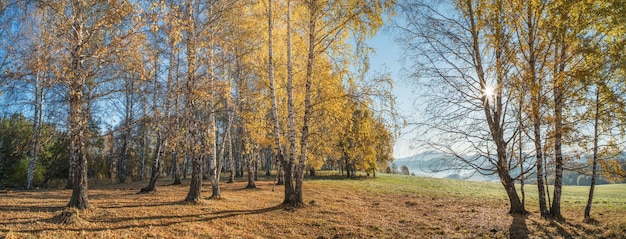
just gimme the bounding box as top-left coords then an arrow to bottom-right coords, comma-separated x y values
50,209 -> 89,225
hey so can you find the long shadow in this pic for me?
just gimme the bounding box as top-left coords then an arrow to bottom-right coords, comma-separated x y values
1,191 -> 70,200
532,221 -> 555,239
87,205 -> 284,224
2,218 -> 46,226
12,204 -> 285,234
231,186 -> 265,192
97,201 -> 183,209
0,205 -> 66,227
550,220 -> 575,239
211,205 -> 284,216
531,217 -> 580,239
1,200 -> 181,212
509,213 -> 529,239
0,205 -> 64,213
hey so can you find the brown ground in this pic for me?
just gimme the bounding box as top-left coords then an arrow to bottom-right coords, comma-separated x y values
0,177 -> 624,238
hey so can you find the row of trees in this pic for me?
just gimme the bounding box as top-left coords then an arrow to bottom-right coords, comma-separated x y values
0,0 -> 397,209
0,106 -> 395,187
396,0 -> 626,221
0,114 -> 70,187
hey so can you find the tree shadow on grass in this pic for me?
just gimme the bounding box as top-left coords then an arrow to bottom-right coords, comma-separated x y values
210,205 -> 285,216
0,205 -> 66,227
230,186 -> 265,192
555,219 -> 603,239
532,217 -> 578,239
509,213 -> 529,239
550,220 -> 576,239
0,205 -> 64,213
1,191 -> 70,200
96,201 -> 183,209
12,204 -> 285,234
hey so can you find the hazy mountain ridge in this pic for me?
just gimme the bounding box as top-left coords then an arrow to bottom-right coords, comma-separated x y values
394,151 -> 619,185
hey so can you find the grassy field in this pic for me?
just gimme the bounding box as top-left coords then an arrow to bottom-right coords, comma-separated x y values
1,172 -> 625,238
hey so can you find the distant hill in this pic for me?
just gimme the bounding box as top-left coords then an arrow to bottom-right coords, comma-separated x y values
393,151 -> 618,185
393,151 -> 443,176
393,151 -> 495,181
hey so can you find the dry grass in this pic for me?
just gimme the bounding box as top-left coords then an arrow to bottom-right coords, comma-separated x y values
1,173 -> 625,238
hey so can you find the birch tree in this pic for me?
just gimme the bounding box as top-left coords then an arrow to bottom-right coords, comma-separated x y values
544,0 -> 603,219
395,0 -> 527,214
290,0 -> 394,206
582,0 -> 626,221
21,5 -> 54,190
140,0 -> 184,193
181,0 -> 238,201
507,0 -> 552,218
34,0 -> 142,209
182,0 -> 204,202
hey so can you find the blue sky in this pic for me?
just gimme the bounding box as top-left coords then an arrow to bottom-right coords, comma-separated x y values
367,27 -> 419,159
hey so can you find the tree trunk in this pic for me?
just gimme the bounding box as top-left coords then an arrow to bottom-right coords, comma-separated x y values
118,133 -> 128,183
166,44 -> 179,186
282,0 -> 297,207
281,158 -> 296,206
139,102 -> 148,181
246,153 -> 256,189
235,139 -> 244,178
208,76 -> 220,198
265,149 -> 271,176
550,42 -> 567,219
551,91 -> 564,219
265,0 -> 282,181
172,152 -> 182,185
340,163 -> 343,176
350,165 -> 354,178
497,143 -> 525,214
108,145 -> 115,180
533,99 -> 549,218
545,157 -> 551,209
498,168 -> 526,214
469,0 -> 524,215
522,2 -> 549,216
65,163 -> 74,190
210,152 -> 221,197
295,0 -> 317,207
254,158 -> 259,181
27,72 -> 44,190
228,168 -> 234,183
518,129 -> 525,209
344,155 -> 351,178
185,154 -> 203,202
532,91 -> 549,214
140,130 -> 164,193
119,82 -> 132,183
67,86 -> 89,209
237,151 -> 244,177
172,61 -> 183,185
227,129 -> 235,183
584,88 -> 601,221
183,154 -> 189,179
66,7 -> 89,207
276,164 -> 284,185
184,0 -> 202,203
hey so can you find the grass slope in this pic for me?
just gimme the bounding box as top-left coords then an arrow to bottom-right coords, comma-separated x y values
0,172 -> 625,238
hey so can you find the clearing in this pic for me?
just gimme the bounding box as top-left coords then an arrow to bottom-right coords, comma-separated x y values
1,172 -> 625,238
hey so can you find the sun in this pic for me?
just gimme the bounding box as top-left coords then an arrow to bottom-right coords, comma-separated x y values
483,84 -> 495,97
